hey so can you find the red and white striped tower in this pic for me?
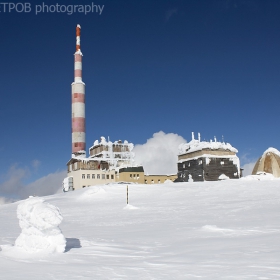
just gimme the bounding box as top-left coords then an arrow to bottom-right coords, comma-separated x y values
71,24 -> 86,157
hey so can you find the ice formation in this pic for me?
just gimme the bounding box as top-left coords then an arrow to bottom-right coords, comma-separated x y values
15,197 -> 66,253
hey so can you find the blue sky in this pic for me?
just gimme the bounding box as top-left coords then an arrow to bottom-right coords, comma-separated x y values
1,0 -> 280,197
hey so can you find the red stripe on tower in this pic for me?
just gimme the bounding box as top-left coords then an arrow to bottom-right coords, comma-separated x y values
72,117 -> 85,132
72,93 -> 85,103
71,24 -> 86,157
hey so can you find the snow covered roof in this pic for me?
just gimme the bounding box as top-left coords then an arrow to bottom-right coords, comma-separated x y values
89,136 -> 133,151
178,132 -> 238,155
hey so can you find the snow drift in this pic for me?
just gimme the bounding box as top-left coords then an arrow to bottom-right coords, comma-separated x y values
15,197 -> 66,253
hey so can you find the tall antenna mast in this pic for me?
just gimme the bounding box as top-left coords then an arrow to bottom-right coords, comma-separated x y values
71,24 -> 86,157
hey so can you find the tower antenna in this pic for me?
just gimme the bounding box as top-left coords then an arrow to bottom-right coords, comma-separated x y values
71,24 -> 86,157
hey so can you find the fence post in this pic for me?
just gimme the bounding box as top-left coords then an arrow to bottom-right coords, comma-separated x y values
127,185 -> 128,205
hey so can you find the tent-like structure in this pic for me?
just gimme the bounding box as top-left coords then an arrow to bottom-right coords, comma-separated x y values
252,147 -> 280,177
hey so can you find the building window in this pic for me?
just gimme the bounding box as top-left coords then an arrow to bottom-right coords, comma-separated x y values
82,186 -> 86,188
145,180 -> 147,184
158,180 -> 161,183
87,174 -> 90,179
183,164 -> 185,168
106,175 -> 109,179
151,180 -> 154,184
82,174 -> 85,179
102,174 -> 105,179
97,174 -> 100,179
137,174 -> 139,177
133,174 -> 136,177
92,174 -> 95,179
111,175 -> 114,179
130,174 -> 132,178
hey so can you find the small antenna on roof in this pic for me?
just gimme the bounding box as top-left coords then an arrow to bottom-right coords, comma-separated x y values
222,135 -> 224,143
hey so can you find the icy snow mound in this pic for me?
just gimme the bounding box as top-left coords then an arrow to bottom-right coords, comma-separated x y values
123,204 -> 139,210
15,197 -> 66,253
164,179 -> 173,184
241,172 -> 277,181
78,186 -> 107,200
218,174 -> 230,180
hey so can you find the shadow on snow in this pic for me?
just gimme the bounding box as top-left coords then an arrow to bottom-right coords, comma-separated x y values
65,238 -> 81,252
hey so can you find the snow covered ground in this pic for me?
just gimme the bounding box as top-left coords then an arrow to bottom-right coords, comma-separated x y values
1,179 -> 280,279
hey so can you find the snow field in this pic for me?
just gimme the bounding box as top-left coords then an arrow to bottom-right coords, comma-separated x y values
0,180 -> 280,279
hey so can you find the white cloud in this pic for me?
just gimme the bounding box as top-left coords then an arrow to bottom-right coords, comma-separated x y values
0,165 -> 28,195
0,165 -> 66,202
19,170 -> 66,198
240,153 -> 258,177
242,161 -> 256,177
134,131 -> 186,175
0,196 -> 12,205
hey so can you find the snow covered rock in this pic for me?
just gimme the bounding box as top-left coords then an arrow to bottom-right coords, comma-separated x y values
15,197 -> 66,253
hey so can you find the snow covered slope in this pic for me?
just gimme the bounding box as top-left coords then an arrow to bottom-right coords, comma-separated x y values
1,180 -> 280,279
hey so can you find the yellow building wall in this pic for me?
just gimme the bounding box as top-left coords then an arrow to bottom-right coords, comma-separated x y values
67,158 -> 177,189
116,171 -> 145,184
68,169 -> 116,190
144,174 -> 177,184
